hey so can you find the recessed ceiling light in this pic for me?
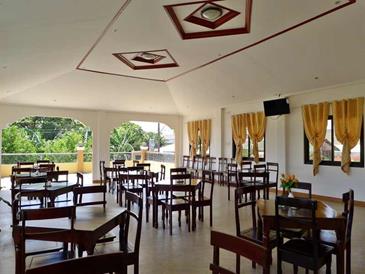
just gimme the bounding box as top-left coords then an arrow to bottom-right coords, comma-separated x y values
53,99 -> 57,102
201,6 -> 223,21
113,29 -> 118,32
314,76 -> 319,80
2,66 -> 7,69
232,95 -> 236,99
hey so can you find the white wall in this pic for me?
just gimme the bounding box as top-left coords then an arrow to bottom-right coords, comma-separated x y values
0,104 -> 182,180
182,80 -> 365,201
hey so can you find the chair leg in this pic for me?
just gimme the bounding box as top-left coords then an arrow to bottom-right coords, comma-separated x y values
346,241 -> 351,274
326,256 -> 332,274
134,262 -> 139,274
178,210 -> 181,227
169,209 -> 173,235
146,202 -> 149,223
210,205 -> 213,227
236,254 -> 240,274
293,265 -> 298,274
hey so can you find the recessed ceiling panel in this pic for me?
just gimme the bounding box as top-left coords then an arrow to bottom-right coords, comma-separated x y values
113,49 -> 178,70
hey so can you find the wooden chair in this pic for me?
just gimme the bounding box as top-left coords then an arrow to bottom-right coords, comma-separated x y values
210,230 -> 270,274
160,184 -> 193,235
160,164 -> 166,180
118,173 -> 146,206
253,164 -> 269,199
12,167 -> 33,176
266,162 -> 279,195
46,170 -> 69,183
226,163 -> 238,200
235,186 -> 277,272
191,178 -> 214,229
36,160 -> 50,165
291,182 -> 312,199
120,191 -> 143,274
16,205 -> 76,274
25,252 -> 128,274
145,171 -> 160,225
103,167 -> 118,193
11,176 -> 47,210
212,157 -> 228,185
275,196 -> 334,274
320,189 -> 354,274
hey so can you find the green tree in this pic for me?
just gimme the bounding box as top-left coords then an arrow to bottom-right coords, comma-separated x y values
110,122 -> 145,152
2,125 -> 37,153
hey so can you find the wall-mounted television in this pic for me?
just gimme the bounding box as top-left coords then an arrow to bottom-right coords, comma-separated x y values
263,98 -> 290,117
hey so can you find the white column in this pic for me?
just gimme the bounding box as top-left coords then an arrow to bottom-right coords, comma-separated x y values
0,130 -> 2,180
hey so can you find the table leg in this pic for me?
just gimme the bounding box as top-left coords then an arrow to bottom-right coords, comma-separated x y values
336,224 -> 346,274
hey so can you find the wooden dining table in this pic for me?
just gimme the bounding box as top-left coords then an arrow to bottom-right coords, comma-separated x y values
257,199 -> 347,274
153,178 -> 202,231
13,206 -> 127,274
12,182 -> 77,207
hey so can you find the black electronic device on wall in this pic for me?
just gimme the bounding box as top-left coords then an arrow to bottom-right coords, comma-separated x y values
263,98 -> 290,116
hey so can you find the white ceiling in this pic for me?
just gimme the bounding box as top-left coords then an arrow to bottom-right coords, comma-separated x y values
1,0 -> 365,115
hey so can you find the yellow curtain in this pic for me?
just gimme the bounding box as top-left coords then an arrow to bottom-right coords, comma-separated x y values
187,121 -> 199,157
302,102 -> 329,176
333,97 -> 364,174
232,114 -> 247,164
200,119 -> 211,158
246,112 -> 266,163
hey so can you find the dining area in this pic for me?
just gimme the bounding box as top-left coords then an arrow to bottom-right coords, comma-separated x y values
0,154 -> 357,274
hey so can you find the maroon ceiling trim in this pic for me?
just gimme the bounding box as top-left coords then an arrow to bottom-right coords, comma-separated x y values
113,49 -> 179,70
75,0 -> 356,83
164,0 -> 252,39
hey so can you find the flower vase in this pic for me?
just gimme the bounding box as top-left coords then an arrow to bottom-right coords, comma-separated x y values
288,191 -> 294,198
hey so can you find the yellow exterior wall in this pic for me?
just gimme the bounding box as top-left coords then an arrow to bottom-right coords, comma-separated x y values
0,162 -> 93,177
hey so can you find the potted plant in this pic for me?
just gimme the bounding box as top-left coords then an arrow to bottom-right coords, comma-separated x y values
280,173 -> 299,197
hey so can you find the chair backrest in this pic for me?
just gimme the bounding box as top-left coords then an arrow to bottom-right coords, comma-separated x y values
275,197 -> 319,258
160,164 -> 166,180
203,157 -> 216,171
12,167 -> 33,175
170,173 -> 192,185
127,166 -> 144,174
199,178 -> 214,202
193,155 -> 203,170
36,160 -> 50,164
235,186 -> 258,237
202,170 -> 212,181
240,161 -> 252,171
17,162 -> 34,168
120,192 -> 143,257
343,189 -> 354,243
25,252 -> 128,274
291,182 -> 312,199
120,173 -> 147,190
227,163 -> 238,172
46,170 -> 69,183
217,158 -> 228,172
210,230 -> 269,274
137,163 -> 151,171
266,162 -> 279,184
38,163 -> 56,173
253,164 -> 267,183
170,167 -> 187,175
73,185 -> 107,208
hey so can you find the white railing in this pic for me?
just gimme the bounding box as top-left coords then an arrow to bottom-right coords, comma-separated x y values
1,152 -> 80,164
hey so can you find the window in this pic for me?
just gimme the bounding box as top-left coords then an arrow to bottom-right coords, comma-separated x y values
190,132 -> 210,156
304,116 -> 364,167
232,135 -> 266,161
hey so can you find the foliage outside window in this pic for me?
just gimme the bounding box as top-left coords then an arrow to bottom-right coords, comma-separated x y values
232,135 -> 265,161
1,116 -> 92,164
190,131 -> 210,157
304,116 -> 364,167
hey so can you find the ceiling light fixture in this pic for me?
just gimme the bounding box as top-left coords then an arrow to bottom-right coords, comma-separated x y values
201,6 -> 223,21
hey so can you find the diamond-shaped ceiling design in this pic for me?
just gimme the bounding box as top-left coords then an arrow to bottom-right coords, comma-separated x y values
165,0 -> 251,39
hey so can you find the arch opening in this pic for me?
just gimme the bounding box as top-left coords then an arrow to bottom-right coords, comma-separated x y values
109,121 -> 175,171
1,116 -> 93,178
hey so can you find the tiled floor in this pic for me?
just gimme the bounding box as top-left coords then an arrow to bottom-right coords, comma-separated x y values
0,182 -> 364,273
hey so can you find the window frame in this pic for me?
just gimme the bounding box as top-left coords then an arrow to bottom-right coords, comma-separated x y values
304,115 -> 364,167
232,135 -> 266,162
